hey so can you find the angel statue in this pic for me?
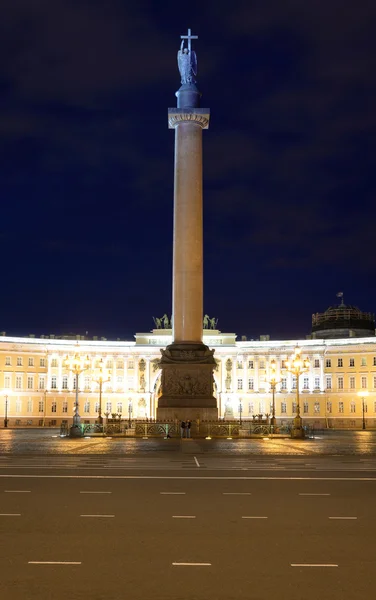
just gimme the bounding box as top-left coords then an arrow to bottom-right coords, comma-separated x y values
210,317 -> 218,330
153,317 -> 162,329
203,314 -> 210,329
162,314 -> 170,329
177,38 -> 197,85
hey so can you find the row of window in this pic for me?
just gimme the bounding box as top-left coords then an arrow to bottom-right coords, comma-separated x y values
245,400 -> 375,414
3,357 -> 136,369
238,375 -> 375,391
237,357 -> 376,370
3,375 -> 137,391
12,400 -> 128,414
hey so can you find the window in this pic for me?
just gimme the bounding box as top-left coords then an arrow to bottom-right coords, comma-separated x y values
117,402 -> 123,413
247,402 -> 254,415
27,376 -> 33,390
281,402 -> 286,414
326,401 -> 332,414
349,358 -> 355,367
292,402 -> 297,414
248,378 -> 254,391
314,402 -> 320,413
325,359 -> 331,368
350,402 -> 356,413
338,377 -> 344,390
62,401 -> 68,413
38,401 -> 44,413
16,400 -> 21,413
17,357 -> 22,366
106,401 -> 112,412
326,376 -> 332,389
84,401 -> 90,413
4,376 -> 10,388
127,377 -> 134,390
40,358 -> 46,367
237,361 -> 243,369
337,358 -> 343,368
27,400 -> 32,413
339,401 -> 344,413
107,360 -> 113,369
248,360 -> 254,369
84,376 -> 90,390
16,376 -> 22,389
303,402 -> 309,414
292,377 -> 297,390
374,357 -> 376,367
314,359 -> 320,368
28,357 -> 34,367
361,357 -> 367,366
95,401 -> 99,413
51,358 -> 58,368
117,376 -> 123,387
281,360 -> 286,369
303,377 -> 309,390
259,360 -> 265,369
51,376 -> 57,390
39,377 -> 45,390
5,356 -> 11,366
361,376 -> 367,389
373,376 -> 376,389
51,401 -> 57,413
116,361 -> 123,369
281,378 -> 287,390
258,401 -> 265,414
237,379 -> 243,390
314,377 -> 320,389
62,375 -> 68,390
128,360 -> 134,369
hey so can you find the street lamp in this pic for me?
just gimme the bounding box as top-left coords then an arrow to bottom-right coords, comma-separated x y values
4,395 -> 8,428
267,359 -> 282,429
357,390 -> 369,430
239,399 -> 243,425
285,346 -> 310,439
64,351 -> 91,437
92,358 -> 111,425
128,401 -> 133,427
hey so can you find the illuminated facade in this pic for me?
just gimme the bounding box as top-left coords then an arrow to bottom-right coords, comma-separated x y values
1,330 -> 376,428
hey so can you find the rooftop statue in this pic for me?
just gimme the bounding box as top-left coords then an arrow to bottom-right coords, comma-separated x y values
177,28 -> 198,85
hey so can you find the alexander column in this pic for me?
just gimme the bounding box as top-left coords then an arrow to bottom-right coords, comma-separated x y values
157,29 -> 218,422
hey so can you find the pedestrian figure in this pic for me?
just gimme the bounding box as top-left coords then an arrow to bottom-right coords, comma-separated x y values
180,420 -> 186,438
186,420 -> 191,438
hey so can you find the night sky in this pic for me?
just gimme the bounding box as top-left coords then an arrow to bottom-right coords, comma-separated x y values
1,0 -> 375,341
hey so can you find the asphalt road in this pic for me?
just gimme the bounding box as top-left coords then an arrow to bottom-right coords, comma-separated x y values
0,430 -> 375,600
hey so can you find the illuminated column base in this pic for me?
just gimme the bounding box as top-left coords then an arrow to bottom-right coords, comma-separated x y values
291,415 -> 305,439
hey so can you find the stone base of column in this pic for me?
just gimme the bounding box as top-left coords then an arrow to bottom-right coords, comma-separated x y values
157,342 -> 218,422
69,425 -> 83,438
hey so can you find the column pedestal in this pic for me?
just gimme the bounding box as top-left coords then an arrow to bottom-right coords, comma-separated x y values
157,342 -> 218,422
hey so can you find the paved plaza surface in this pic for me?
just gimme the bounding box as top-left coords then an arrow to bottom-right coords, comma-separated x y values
0,429 -> 375,600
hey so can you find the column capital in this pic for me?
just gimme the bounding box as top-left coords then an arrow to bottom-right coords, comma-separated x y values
168,108 -> 210,129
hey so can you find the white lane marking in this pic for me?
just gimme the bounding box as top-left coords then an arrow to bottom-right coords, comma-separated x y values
80,514 -> 114,518
0,475 -> 376,481
172,515 -> 196,519
291,564 -> 338,568
223,492 -> 251,495
299,493 -> 331,496
194,457 -> 200,468
0,513 -> 21,516
172,563 -> 211,566
28,561 -> 81,565
79,491 -> 112,494
242,516 -> 268,519
4,490 -> 31,493
160,492 -> 186,495
329,516 -> 357,520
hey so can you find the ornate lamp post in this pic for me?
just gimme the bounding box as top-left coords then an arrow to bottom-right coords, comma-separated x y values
4,395 -> 9,428
128,401 -> 133,427
357,390 -> 369,430
285,346 -> 310,439
64,352 -> 91,437
267,359 -> 282,429
92,359 -> 111,425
